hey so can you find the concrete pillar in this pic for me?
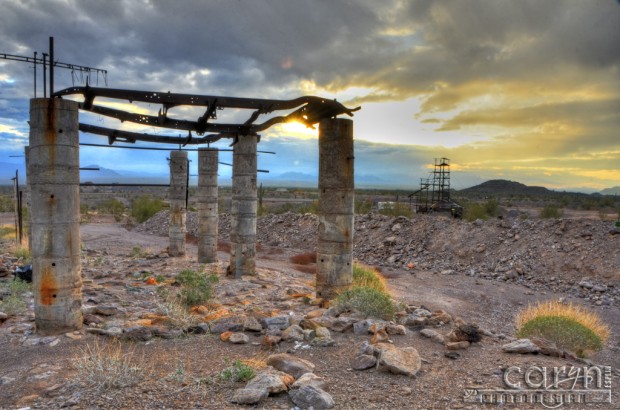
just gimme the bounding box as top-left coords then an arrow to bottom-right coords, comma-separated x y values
29,98 -> 82,334
169,150 -> 188,256
197,148 -> 218,263
229,135 -> 257,278
317,118 -> 354,300
24,146 -> 32,252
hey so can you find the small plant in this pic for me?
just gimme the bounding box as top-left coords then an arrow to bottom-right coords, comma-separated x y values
218,360 -> 255,383
74,339 -> 147,390
0,278 -> 31,315
355,199 -> 372,214
98,198 -> 125,221
176,269 -> 219,306
539,205 -> 563,219
335,287 -> 397,320
131,246 -> 149,259
131,195 -> 164,223
516,300 -> 610,357
378,202 -> 412,218
352,263 -> 387,293
0,225 -> 14,239
157,300 -> 201,330
13,246 -> 31,263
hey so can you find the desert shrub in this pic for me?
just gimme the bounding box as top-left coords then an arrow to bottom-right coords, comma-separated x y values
352,263 -> 387,293
484,198 -> 499,217
98,198 -> 125,221
176,269 -> 219,306
516,301 -> 610,357
74,339 -> 147,390
218,360 -> 255,383
157,300 -> 201,330
131,195 -> 164,223
335,287 -> 396,320
0,225 -> 14,238
355,199 -> 373,214
463,203 -> 487,222
0,195 -> 14,212
378,202 -> 412,218
13,246 -> 31,262
290,252 -> 317,265
298,200 -> 319,214
0,278 -> 31,315
539,205 -> 563,219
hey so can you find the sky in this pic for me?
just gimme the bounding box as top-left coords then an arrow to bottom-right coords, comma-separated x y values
1,0 -> 619,192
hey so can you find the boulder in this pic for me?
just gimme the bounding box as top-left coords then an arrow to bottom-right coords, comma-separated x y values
420,328 -> 445,344
351,354 -> 377,370
291,373 -> 328,390
260,315 -> 290,330
375,343 -> 421,377
245,370 -> 289,394
289,385 -> 335,410
230,388 -> 268,405
502,339 -> 540,354
282,325 -> 305,342
266,353 -> 315,379
229,332 -> 250,344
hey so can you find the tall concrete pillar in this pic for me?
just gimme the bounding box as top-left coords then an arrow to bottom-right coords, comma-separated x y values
317,118 -> 354,300
24,145 -> 32,252
29,98 -> 82,334
197,148 -> 218,263
229,135 -> 257,278
169,150 -> 188,256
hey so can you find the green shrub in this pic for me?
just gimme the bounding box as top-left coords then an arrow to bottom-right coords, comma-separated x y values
516,301 -> 610,358
13,246 -> 31,262
355,199 -> 372,214
463,203 -> 488,222
176,270 -> 219,306
378,202 -> 412,218
335,287 -> 396,320
0,278 -> 31,315
218,360 -> 255,383
131,196 -> 164,223
298,200 -> 319,214
98,198 -> 125,221
540,205 -> 563,219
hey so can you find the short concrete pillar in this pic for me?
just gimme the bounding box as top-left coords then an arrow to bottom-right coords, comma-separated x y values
317,118 -> 354,300
229,135 -> 257,278
29,98 -> 82,334
169,150 -> 188,256
197,148 -> 218,263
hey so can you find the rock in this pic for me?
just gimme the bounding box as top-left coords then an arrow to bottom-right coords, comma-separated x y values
351,354 -> 377,370
230,388 -> 268,405
261,335 -> 282,349
260,315 -> 290,330
209,316 -> 244,334
243,316 -> 264,332
446,341 -> 470,350
282,325 -> 305,342
187,324 -> 210,334
303,329 -> 315,341
0,312 -> 8,321
305,309 -> 326,319
291,373 -> 328,390
86,326 -> 122,337
358,341 -> 377,356
329,317 -> 357,332
444,351 -> 460,360
245,371 -> 288,394
0,376 -> 15,385
353,319 -> 374,335
386,324 -> 407,335
310,337 -> 335,347
83,313 -> 104,325
420,329 -> 445,344
289,385 -> 335,410
266,353 -> 315,379
426,310 -> 452,325
315,327 -> 331,339
531,337 -> 563,357
152,327 -> 184,339
375,343 -> 422,377
122,326 -> 153,341
449,323 -> 481,343
229,332 -> 250,344
502,339 -> 540,354
94,305 -> 120,316
300,318 -> 322,330
65,332 -> 82,340
220,331 -> 233,342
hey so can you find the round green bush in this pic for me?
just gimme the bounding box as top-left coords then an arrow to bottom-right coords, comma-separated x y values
335,287 -> 396,320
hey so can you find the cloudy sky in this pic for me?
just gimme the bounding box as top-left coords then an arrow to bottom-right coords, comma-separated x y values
1,0 -> 619,192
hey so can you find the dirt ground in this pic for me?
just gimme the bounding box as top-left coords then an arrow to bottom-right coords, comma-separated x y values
0,216 -> 619,409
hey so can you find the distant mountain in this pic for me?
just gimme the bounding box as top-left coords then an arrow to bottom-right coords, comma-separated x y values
600,186 -> 620,195
459,179 -> 552,196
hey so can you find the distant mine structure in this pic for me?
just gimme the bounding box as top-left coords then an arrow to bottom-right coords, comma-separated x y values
409,158 -> 463,218
7,38 -> 361,334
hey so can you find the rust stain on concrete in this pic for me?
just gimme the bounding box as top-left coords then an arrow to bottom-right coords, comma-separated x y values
40,266 -> 57,305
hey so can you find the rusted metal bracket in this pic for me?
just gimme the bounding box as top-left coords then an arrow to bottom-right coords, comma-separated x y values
55,85 -> 361,139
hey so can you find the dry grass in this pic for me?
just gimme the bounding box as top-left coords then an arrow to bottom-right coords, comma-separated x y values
74,339 -> 150,391
516,300 -> 611,357
290,252 -> 317,265
352,263 -> 387,293
294,264 -> 316,274
156,300 -> 202,330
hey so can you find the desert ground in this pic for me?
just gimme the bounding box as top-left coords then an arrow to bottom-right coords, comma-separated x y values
0,210 -> 618,409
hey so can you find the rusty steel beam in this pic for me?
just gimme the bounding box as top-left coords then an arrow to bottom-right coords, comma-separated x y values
55,85 -> 360,135
78,123 -> 228,145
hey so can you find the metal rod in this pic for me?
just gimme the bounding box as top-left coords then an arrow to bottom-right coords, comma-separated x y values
49,37 -> 54,97
79,183 -> 170,187
1,53 -> 108,75
79,167 -> 100,171
33,51 -> 37,98
78,142 -> 274,154
42,53 -> 47,98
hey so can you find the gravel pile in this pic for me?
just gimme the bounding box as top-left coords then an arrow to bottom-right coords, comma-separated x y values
136,210 -> 620,306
